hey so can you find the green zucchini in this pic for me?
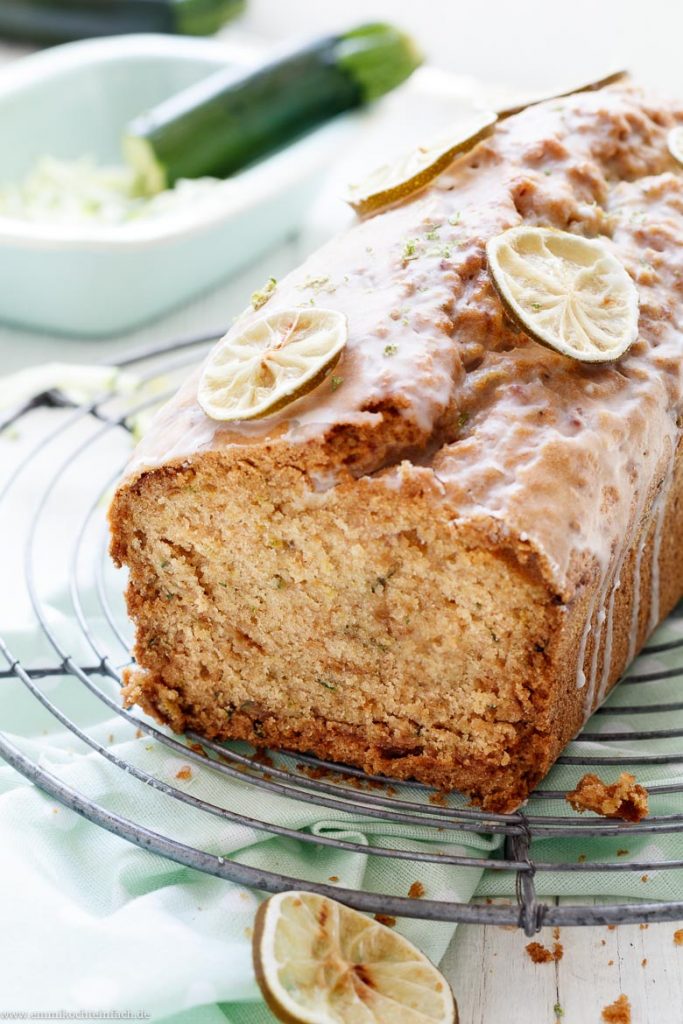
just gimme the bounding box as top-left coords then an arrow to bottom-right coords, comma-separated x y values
0,0 -> 245,45
124,22 -> 422,195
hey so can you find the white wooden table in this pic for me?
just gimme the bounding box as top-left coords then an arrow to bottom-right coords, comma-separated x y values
2,19 -> 683,1022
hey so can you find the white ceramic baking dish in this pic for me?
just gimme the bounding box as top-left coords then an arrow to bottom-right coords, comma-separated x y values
0,34 -> 357,337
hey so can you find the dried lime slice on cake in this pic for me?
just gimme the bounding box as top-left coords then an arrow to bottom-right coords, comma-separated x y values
346,111 -> 497,216
496,69 -> 628,119
668,125 -> 683,165
198,308 -> 347,421
253,891 -> 458,1024
486,226 -> 639,362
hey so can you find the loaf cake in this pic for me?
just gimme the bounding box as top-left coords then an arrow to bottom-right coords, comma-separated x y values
109,82 -> 683,813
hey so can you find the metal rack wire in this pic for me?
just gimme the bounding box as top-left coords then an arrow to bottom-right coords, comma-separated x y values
2,331 -> 683,936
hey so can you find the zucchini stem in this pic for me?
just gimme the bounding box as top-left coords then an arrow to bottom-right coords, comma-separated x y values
336,22 -> 423,103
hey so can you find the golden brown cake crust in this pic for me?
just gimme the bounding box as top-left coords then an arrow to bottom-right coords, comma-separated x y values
110,83 -> 683,812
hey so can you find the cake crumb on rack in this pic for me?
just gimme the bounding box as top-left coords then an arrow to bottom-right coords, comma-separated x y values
673,928 -> 683,945
374,914 -> 397,927
525,941 -> 563,963
566,773 -> 648,822
601,994 -> 631,1024
408,881 -> 425,899
251,748 -> 275,768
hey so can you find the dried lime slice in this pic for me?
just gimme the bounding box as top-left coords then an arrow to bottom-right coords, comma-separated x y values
668,126 -> 683,166
496,69 -> 628,119
346,111 -> 497,216
486,226 -> 639,362
253,891 -> 458,1024
198,308 -> 347,421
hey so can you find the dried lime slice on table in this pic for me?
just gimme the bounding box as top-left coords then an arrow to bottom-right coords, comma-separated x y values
486,226 -> 639,362
346,111 -> 497,216
253,891 -> 458,1024
198,308 -> 347,421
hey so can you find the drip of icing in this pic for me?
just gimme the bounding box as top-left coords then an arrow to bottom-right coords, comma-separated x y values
576,594 -> 597,690
597,573 -> 622,706
584,606 -> 607,713
584,438 -> 676,715
647,444 -> 677,638
588,437 -> 677,711
596,548 -> 632,709
310,469 -> 338,493
648,500 -> 666,634
627,534 -> 647,665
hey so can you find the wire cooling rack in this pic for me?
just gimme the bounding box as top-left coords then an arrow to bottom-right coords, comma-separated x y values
2,332 -> 683,937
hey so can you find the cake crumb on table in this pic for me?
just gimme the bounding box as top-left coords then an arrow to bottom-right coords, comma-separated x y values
525,941 -> 563,963
408,881 -> 425,899
374,914 -> 397,927
566,772 -> 648,822
673,928 -> 683,946
601,994 -> 631,1024
175,765 -> 192,780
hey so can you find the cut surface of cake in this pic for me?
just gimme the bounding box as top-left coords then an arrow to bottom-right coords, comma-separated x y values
109,82 -> 683,812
